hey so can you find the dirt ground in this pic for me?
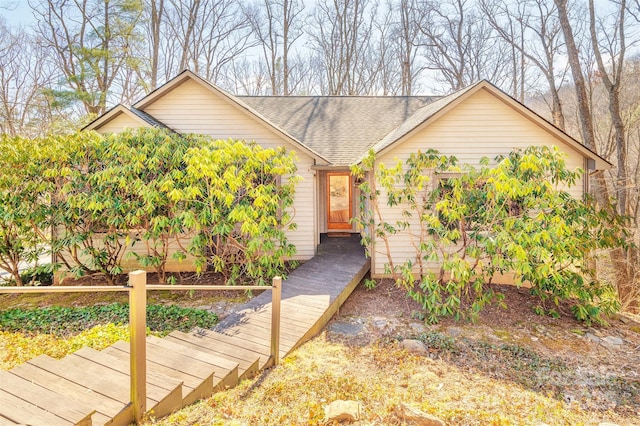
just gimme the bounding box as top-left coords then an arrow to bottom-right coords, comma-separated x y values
329,279 -> 640,418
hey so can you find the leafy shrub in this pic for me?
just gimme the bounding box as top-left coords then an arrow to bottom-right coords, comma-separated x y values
415,331 -> 457,352
353,146 -> 627,324
0,129 -> 299,286
0,303 -> 218,336
19,267 -> 54,286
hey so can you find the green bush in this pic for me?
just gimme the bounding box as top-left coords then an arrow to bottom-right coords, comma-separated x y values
353,146 -> 627,324
0,303 -> 218,336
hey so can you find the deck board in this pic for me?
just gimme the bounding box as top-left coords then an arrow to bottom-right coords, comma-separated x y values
0,371 -> 93,425
0,234 -> 370,424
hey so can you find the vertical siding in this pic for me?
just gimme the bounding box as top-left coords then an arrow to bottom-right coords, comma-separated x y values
96,114 -> 149,134
141,79 -> 317,259
372,88 -> 588,276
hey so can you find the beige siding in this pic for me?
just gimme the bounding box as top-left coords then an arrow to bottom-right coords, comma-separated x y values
371,88 -> 588,277
96,114 -> 149,134
141,78 -> 317,260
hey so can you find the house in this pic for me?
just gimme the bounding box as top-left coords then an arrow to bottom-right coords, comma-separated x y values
85,70 -> 611,278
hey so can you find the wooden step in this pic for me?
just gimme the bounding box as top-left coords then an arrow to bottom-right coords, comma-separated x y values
62,352 -> 182,419
110,340 -> 218,406
146,336 -> 239,389
0,371 -> 93,426
102,345 -> 204,407
72,347 -> 183,418
26,354 -> 177,422
165,331 -> 260,380
0,389 -> 73,425
0,414 -> 17,425
10,362 -> 130,425
191,327 -> 272,365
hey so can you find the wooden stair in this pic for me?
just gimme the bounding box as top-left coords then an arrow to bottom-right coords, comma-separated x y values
0,235 -> 371,425
0,330 -> 263,425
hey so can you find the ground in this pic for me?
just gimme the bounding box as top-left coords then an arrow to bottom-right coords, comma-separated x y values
2,273 -> 639,424
148,279 -> 640,425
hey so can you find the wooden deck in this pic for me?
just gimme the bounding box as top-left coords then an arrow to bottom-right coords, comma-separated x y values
0,234 -> 369,425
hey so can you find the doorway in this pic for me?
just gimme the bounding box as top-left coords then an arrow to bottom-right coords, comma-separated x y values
327,172 -> 352,230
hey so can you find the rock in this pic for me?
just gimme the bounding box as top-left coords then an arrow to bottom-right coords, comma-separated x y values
328,321 -> 364,336
394,402 -> 445,426
585,332 -> 601,343
400,339 -> 429,355
601,336 -> 624,346
323,400 -> 361,424
372,316 -> 388,329
409,321 -> 428,334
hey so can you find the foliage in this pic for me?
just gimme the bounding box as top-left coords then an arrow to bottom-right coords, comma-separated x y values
183,138 -> 299,285
0,323 -> 132,370
0,135 -> 51,285
353,146 -> 626,324
0,129 -> 298,286
43,131 -> 133,284
0,303 -> 218,336
89,129 -> 198,283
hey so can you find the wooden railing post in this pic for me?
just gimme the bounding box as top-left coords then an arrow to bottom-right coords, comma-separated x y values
270,276 -> 282,366
129,270 -> 147,423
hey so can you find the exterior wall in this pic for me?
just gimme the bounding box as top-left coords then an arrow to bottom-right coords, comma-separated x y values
95,114 -> 149,134
371,88 -> 588,277
140,79 -> 317,260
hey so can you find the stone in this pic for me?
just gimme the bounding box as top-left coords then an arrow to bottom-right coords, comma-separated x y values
328,321 -> 364,336
394,402 -> 445,426
601,336 -> 624,346
584,332 -> 601,343
400,339 -> 429,355
323,400 -> 361,424
409,321 -> 428,334
372,316 -> 388,329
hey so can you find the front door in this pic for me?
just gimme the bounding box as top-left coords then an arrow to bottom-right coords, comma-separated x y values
327,172 -> 352,230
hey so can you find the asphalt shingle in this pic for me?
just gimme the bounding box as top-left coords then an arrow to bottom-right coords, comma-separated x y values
240,96 -> 440,165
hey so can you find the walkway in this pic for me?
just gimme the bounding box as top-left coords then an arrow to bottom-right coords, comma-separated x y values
0,234 -> 370,425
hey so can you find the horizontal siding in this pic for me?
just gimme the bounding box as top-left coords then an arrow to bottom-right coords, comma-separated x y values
96,114 -> 149,134
372,88 -> 588,276
142,78 -> 317,260
142,79 -> 295,150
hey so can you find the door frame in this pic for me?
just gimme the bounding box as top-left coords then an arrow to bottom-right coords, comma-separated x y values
326,172 -> 353,230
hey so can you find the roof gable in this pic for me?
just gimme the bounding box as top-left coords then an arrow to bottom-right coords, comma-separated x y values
371,81 -> 611,170
133,70 -> 329,163
83,105 -> 157,132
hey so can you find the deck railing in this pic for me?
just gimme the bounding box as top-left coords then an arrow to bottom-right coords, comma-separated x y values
0,270 -> 282,424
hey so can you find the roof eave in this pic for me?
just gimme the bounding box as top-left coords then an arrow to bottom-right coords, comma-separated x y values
366,80 -> 612,171
82,104 -> 153,131
134,70 -> 331,165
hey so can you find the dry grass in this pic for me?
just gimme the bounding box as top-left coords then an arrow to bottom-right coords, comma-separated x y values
147,335 -> 636,426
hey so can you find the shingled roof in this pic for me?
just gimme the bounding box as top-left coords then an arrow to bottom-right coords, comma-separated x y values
240,95 -> 440,166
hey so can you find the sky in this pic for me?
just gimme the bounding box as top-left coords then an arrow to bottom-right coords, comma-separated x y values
0,1 -> 35,26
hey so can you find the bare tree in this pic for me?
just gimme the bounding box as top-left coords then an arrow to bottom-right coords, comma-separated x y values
245,0 -> 305,95
308,0 -> 382,95
555,0 -> 640,311
416,0 -> 508,92
162,0 -> 256,83
146,0 -> 165,90
0,19 -> 60,136
481,0 -> 568,128
31,0 -> 143,116
377,0 -> 425,95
